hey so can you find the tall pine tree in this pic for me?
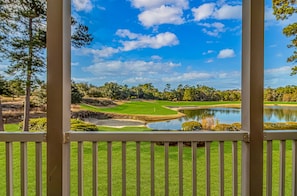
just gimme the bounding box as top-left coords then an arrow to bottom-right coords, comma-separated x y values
2,0 -> 92,131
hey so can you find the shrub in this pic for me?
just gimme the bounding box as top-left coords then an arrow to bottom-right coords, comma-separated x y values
182,121 -> 202,131
19,118 -> 98,132
70,119 -> 98,131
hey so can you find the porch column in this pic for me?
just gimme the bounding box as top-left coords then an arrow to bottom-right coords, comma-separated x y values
47,0 -> 71,195
241,0 -> 264,195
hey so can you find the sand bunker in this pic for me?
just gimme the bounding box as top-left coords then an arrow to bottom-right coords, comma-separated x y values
85,118 -> 146,127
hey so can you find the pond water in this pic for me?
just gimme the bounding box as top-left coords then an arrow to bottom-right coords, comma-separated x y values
147,106 -> 297,130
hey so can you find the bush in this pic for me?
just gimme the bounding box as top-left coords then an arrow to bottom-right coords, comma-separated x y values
19,118 -> 98,132
70,119 -> 98,131
182,121 -> 202,131
19,118 -> 47,132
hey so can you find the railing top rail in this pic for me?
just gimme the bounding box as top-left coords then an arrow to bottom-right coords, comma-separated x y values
0,132 -> 47,142
66,130 -> 249,142
1,130 -> 296,143
264,130 -> 297,141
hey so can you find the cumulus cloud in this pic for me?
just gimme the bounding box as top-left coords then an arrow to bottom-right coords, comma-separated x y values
116,29 -> 179,51
199,22 -> 225,37
192,3 -> 242,21
192,3 -> 216,21
129,0 -> 188,27
213,5 -> 241,20
138,5 -> 184,27
72,0 -> 93,12
217,49 -> 235,58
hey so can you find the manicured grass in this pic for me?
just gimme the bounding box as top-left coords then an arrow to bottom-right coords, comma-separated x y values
80,100 -> 240,115
4,123 -> 21,131
0,137 -> 294,195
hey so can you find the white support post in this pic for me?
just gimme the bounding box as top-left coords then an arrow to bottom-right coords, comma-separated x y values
241,0 -> 264,195
46,0 -> 71,195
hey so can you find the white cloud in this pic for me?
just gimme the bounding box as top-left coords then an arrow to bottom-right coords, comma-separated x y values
129,0 -> 188,27
72,0 -> 93,12
264,66 -> 297,87
192,3 -> 215,21
213,5 -> 242,20
162,72 -> 212,82
200,22 -> 226,37
217,49 -> 235,58
151,55 -> 162,60
130,0 -> 188,9
71,62 -> 79,66
80,47 -> 120,58
116,29 -> 179,51
84,60 -> 181,77
192,3 -> 242,21
138,5 -> 184,27
265,66 -> 291,74
202,50 -> 215,55
123,77 -> 157,84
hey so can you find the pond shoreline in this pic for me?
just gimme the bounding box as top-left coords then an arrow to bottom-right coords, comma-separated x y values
84,103 -> 297,128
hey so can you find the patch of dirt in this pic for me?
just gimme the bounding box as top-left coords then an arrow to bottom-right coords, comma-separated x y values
82,98 -> 117,107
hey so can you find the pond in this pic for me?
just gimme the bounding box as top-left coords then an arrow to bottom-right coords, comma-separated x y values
147,106 -> 297,130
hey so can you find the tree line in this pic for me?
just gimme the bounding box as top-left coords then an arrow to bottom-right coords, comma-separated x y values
3,77 -> 297,104
71,82 -> 297,103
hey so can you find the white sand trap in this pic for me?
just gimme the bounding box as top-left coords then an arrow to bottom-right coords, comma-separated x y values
85,118 -> 146,127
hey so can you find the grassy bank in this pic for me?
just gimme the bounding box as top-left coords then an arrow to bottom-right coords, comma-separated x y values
80,100 -> 241,115
81,100 -> 297,115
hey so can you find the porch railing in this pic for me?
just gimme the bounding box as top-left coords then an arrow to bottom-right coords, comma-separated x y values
1,130 -> 296,195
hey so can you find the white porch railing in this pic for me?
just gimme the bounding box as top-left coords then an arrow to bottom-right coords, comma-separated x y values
1,130 -> 296,195
67,131 -> 248,196
0,132 -> 46,196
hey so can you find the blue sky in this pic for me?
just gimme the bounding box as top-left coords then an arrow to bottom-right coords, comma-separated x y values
3,0 -> 295,90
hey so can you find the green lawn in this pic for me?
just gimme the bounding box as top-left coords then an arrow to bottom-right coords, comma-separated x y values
2,101 -> 297,195
80,100 -> 240,115
1,124 -> 295,195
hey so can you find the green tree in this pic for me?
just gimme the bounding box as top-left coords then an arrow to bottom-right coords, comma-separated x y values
71,82 -> 84,104
183,87 -> 194,101
273,0 -> 297,74
1,0 -> 92,131
7,79 -> 25,99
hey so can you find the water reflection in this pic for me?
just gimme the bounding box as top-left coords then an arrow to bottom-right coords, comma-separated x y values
147,106 -> 297,130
